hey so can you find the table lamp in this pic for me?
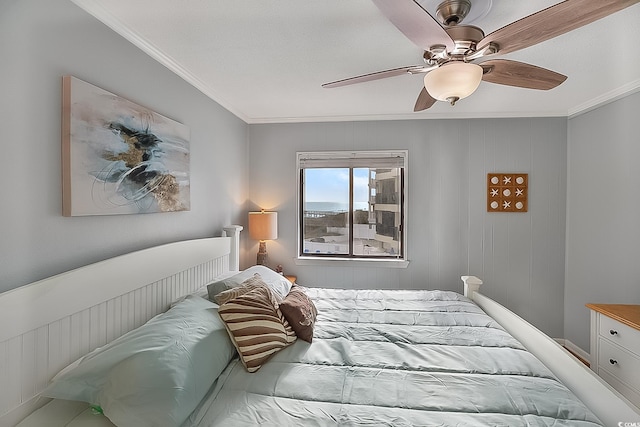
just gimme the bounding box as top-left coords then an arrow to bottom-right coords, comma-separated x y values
248,210 -> 278,266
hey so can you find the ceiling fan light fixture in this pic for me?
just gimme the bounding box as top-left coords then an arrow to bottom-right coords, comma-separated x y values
424,62 -> 483,105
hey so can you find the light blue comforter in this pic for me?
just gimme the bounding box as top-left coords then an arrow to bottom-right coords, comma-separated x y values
185,289 -> 603,427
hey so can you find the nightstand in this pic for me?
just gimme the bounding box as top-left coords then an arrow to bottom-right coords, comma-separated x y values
285,275 -> 297,285
586,303 -> 640,409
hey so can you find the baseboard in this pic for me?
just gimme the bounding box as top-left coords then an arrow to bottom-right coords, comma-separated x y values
555,338 -> 591,367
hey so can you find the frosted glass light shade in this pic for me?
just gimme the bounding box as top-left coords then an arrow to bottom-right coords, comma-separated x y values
248,211 -> 278,241
424,62 -> 483,104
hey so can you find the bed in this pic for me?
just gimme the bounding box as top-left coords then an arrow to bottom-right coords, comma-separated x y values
1,227 -> 638,426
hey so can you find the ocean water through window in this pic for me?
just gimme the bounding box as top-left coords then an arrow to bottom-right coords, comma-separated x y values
297,151 -> 407,263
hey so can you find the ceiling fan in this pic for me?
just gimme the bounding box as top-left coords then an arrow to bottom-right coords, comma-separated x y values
322,0 -> 639,111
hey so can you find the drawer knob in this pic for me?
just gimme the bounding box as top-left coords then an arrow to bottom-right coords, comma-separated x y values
609,329 -> 618,336
609,358 -> 618,365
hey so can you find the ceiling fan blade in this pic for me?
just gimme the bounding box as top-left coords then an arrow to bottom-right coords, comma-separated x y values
479,0 -> 640,55
372,0 -> 455,51
414,87 -> 437,111
480,59 -> 567,90
322,66 -> 422,88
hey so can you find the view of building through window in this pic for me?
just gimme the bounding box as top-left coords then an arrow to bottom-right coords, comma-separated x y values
301,166 -> 403,258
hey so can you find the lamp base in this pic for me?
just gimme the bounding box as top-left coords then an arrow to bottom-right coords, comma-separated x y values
256,240 -> 268,266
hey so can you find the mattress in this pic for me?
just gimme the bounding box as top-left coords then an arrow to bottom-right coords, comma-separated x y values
20,288 -> 602,426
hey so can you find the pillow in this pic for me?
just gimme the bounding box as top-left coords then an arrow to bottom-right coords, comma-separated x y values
218,284 -> 296,373
42,295 -> 235,427
213,273 -> 266,305
279,285 -> 318,343
207,265 -> 291,301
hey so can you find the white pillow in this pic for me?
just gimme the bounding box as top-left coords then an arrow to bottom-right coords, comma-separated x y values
207,265 -> 291,300
42,295 -> 235,427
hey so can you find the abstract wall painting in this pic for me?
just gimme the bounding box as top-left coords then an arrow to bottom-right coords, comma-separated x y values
62,76 -> 190,216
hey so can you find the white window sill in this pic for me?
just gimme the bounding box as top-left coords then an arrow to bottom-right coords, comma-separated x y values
294,257 -> 409,269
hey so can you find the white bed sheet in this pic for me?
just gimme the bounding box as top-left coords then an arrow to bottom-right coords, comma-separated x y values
16,399 -> 113,427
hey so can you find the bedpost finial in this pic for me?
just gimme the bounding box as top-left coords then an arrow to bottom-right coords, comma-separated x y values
223,225 -> 243,272
461,275 -> 483,298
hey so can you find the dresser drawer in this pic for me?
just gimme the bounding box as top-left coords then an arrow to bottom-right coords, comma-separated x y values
599,314 -> 640,357
598,338 -> 640,392
599,369 -> 640,410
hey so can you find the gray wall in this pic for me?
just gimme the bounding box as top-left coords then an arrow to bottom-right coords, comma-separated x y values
248,118 -> 568,337
565,91 -> 640,351
0,0 -> 249,293
5,0 -> 636,350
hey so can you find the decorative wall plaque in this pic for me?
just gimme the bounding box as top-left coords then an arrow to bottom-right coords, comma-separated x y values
487,173 -> 528,212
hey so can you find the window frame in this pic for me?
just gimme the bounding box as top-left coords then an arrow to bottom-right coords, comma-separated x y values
296,150 -> 409,267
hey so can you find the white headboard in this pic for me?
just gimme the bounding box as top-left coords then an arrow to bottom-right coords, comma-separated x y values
0,227 -> 241,426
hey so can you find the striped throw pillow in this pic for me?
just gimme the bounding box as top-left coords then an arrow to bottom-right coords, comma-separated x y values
218,284 -> 297,372
213,273 -> 265,305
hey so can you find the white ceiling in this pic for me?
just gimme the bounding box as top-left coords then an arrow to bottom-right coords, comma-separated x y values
71,0 -> 640,124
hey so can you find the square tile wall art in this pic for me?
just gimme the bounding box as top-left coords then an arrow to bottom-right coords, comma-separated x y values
62,76 -> 190,216
487,173 -> 528,212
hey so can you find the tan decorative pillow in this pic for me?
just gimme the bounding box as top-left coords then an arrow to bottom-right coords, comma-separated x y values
213,274 -> 265,305
279,285 -> 318,343
218,284 -> 297,373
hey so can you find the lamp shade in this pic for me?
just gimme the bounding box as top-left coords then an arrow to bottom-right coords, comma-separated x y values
424,62 -> 483,104
248,211 -> 278,241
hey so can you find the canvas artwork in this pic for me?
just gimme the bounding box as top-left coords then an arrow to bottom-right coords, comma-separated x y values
62,76 -> 190,216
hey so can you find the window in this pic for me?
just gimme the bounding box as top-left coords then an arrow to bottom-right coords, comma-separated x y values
297,151 -> 407,262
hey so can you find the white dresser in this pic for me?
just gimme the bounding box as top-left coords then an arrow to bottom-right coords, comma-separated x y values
587,304 -> 640,409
